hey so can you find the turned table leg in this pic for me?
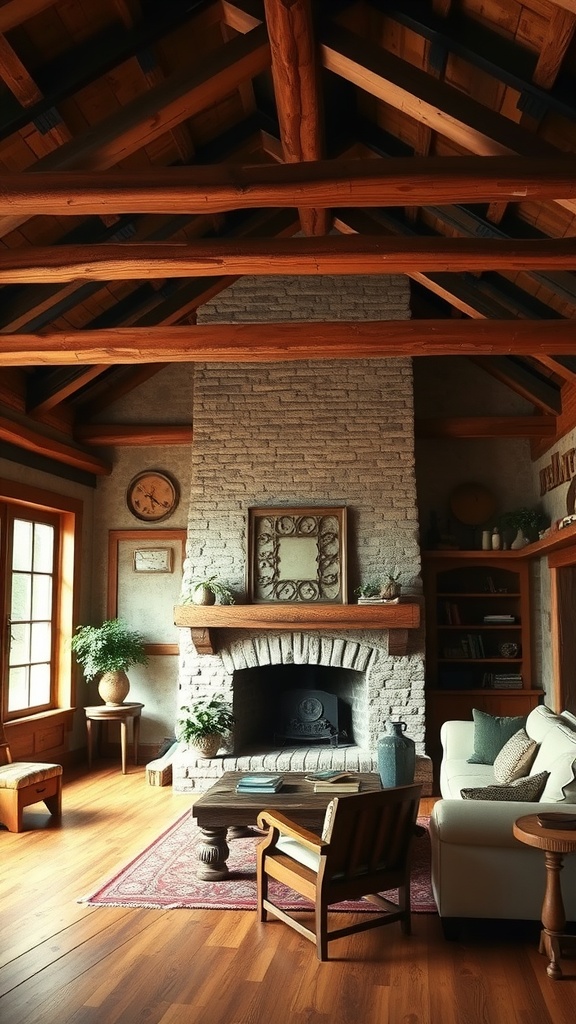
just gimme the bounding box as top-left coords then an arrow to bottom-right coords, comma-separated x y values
196,826 -> 230,880
540,850 -> 566,980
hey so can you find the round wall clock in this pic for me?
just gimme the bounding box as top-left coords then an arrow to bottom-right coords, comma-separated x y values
126,470 -> 179,523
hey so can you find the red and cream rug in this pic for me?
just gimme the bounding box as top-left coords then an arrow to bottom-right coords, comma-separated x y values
79,812 -> 436,913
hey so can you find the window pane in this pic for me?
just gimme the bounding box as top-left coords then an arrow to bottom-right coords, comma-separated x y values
9,623 -> 30,666
12,520 -> 33,572
31,621 -> 51,663
30,663 -> 50,706
33,523 -> 54,573
11,572 -> 32,621
7,666 -> 28,712
32,575 -> 52,620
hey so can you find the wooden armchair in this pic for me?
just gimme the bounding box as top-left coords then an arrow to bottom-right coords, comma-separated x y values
0,721 -> 62,832
256,783 -> 422,960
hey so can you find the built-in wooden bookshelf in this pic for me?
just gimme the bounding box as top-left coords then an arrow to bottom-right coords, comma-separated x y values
422,551 -> 543,761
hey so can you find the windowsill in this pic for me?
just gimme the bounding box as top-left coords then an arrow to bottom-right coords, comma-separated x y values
4,707 -> 76,729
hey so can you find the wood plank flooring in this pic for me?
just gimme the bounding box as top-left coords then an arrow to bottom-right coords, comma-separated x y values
0,765 -> 575,1024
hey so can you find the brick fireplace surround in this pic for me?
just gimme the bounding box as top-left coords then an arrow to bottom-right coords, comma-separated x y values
173,275 -> 432,795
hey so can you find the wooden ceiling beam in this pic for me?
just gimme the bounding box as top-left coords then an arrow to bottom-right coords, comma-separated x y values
2,157 -> 576,215
3,236 -> 576,283
0,412 -> 111,474
70,365 -> 168,419
75,424 -> 193,446
263,0 -> 328,236
320,24 -> 576,219
0,25 -> 270,240
333,208 -> 555,320
415,416 -> 556,439
536,356 -> 576,385
27,366 -> 110,414
0,320 -> 575,366
471,357 -> 562,415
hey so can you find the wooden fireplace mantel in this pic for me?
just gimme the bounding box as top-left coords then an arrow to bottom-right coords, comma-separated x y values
173,602 -> 421,656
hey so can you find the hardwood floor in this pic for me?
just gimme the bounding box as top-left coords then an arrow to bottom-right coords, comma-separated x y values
1,766 -> 575,1024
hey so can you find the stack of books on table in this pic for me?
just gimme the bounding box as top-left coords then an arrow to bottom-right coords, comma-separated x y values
305,770 -> 361,793
235,774 -> 285,794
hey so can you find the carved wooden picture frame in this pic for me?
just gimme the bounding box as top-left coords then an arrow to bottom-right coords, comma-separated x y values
247,506 -> 348,604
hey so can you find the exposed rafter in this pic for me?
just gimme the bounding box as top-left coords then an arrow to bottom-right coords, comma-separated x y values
0,321 -> 575,367
2,236 -> 576,284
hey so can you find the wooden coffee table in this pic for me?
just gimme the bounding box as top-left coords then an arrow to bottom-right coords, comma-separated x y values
192,771 -> 382,880
514,813 -> 576,979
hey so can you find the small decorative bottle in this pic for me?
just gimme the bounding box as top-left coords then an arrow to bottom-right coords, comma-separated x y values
491,526 -> 501,550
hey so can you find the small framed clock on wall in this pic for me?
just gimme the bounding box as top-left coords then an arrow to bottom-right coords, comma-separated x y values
126,470 -> 179,523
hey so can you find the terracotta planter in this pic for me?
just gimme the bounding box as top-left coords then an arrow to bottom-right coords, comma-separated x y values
98,670 -> 130,706
190,733 -> 222,758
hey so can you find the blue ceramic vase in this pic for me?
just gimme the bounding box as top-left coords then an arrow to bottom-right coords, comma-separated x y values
377,720 -> 416,788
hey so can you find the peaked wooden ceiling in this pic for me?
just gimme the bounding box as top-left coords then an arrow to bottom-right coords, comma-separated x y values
1,0 -> 576,479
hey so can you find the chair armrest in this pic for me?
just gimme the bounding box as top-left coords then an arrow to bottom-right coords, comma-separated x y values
257,809 -> 328,853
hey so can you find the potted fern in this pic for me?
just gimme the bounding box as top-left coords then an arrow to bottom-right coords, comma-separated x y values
70,618 -> 148,705
184,575 -> 235,606
175,695 -> 235,758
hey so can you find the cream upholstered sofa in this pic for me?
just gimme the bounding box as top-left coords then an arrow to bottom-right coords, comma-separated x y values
429,705 -> 576,931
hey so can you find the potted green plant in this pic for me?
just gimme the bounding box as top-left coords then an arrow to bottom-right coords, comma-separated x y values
70,618 -> 148,705
175,694 -> 235,757
183,575 -> 235,606
500,508 -> 547,547
353,581 -> 381,600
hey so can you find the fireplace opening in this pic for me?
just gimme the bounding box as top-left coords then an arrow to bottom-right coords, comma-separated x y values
232,663 -> 366,753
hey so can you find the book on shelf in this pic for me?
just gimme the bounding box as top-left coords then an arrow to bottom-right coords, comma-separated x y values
235,774 -> 284,794
483,614 -> 516,624
313,780 -> 361,793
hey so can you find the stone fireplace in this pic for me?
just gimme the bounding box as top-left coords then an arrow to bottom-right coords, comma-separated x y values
173,274 -> 431,794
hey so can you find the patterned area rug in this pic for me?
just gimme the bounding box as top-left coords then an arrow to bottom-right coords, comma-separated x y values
79,812 -> 436,913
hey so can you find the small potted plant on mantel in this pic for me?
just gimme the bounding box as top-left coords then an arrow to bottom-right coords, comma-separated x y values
354,571 -> 402,603
175,694 -> 235,758
183,575 -> 235,606
379,570 -> 402,602
70,618 -> 148,705
500,507 -> 548,548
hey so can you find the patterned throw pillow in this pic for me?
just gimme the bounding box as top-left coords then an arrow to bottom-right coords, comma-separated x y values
467,709 -> 528,765
493,728 -> 538,784
461,770 -> 549,802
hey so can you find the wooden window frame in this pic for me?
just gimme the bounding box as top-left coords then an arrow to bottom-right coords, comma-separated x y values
0,478 -> 83,722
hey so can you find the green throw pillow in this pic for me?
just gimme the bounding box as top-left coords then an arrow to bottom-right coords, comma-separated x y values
466,708 -> 528,765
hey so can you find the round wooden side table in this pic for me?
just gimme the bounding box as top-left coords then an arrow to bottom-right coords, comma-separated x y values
513,813 -> 576,979
85,702 -> 144,775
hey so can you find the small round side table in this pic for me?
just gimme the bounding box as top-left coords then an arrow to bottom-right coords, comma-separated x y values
85,702 -> 144,775
513,813 -> 576,979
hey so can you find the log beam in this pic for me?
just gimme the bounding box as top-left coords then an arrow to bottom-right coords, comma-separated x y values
0,320 -> 575,366
2,236 -> 576,284
0,413 -> 111,473
1,158 -> 575,215
75,424 -> 193,446
263,0 -> 328,235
